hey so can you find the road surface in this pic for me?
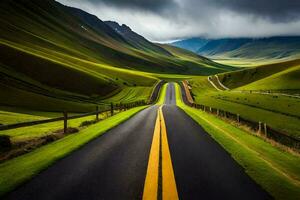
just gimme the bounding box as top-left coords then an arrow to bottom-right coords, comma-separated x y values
6,83 -> 270,200
163,83 -> 270,199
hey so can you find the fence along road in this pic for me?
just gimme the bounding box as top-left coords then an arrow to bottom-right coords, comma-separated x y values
0,80 -> 167,132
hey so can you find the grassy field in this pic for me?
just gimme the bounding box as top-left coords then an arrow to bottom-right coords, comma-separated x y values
217,58 -> 300,92
102,86 -> 153,104
0,83 -> 157,141
0,105 -> 147,196
212,53 -> 300,68
175,83 -> 300,200
0,110 -> 49,125
189,58 -> 300,139
1,114 -> 102,142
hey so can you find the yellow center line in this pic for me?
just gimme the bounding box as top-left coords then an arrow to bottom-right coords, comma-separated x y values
143,106 -> 179,200
143,108 -> 161,200
160,106 -> 179,200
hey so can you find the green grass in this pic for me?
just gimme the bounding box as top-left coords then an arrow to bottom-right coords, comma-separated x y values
211,92 -> 300,118
0,114 -> 101,142
217,58 -> 300,92
212,54 -> 300,68
0,111 -> 48,125
0,106 -> 65,119
239,65 -> 300,92
103,86 -> 153,104
158,44 -> 237,74
156,83 -> 168,105
0,81 -> 99,113
0,105 -> 147,196
175,83 -> 300,200
190,76 -> 300,138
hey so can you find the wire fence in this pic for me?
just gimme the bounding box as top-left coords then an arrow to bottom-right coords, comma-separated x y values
180,81 -> 300,150
0,80 -> 165,133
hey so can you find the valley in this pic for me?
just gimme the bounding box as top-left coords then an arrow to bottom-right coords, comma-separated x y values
0,0 -> 300,199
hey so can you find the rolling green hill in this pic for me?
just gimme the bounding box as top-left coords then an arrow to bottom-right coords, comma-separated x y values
218,59 -> 300,93
189,58 -> 300,138
0,0 -> 233,112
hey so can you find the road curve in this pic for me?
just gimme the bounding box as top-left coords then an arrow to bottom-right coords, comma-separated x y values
163,83 -> 270,199
6,106 -> 159,200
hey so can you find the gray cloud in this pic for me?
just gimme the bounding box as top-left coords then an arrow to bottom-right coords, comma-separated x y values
57,0 -> 300,41
200,0 -> 300,22
67,0 -> 177,12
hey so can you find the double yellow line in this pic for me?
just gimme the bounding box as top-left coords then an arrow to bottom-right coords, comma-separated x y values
143,106 -> 178,200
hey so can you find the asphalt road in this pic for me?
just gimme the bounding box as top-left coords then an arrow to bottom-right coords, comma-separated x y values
164,83 -> 176,105
163,83 -> 270,199
6,106 -> 159,200
6,83 -> 271,200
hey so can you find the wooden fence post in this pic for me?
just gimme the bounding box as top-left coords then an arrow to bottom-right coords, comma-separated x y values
217,109 -> 219,116
258,121 -> 262,133
264,123 -> 267,136
237,114 -> 240,123
63,111 -> 68,134
110,103 -> 114,116
96,106 -> 99,121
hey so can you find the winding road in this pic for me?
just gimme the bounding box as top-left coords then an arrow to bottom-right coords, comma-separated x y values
6,83 -> 270,200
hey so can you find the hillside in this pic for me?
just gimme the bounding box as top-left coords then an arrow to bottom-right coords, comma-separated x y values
188,60 -> 300,140
158,44 -> 237,73
0,0 -> 233,112
218,59 -> 300,93
105,21 -> 171,56
171,38 -> 209,52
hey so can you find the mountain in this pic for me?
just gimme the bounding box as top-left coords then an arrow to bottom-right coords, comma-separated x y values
171,38 -> 209,52
197,38 -> 252,56
105,21 -> 171,56
172,37 -> 300,59
0,0 -> 233,111
216,37 -> 300,59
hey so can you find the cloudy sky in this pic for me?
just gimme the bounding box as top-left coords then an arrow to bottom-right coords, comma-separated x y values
57,0 -> 300,42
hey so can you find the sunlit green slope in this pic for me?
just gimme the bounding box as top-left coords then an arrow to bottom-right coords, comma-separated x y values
0,0 -> 235,112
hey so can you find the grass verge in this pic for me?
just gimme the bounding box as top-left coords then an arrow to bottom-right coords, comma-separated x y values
0,106 -> 147,196
175,83 -> 300,200
156,83 -> 168,105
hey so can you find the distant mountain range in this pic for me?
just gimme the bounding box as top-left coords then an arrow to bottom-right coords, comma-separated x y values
172,37 -> 300,59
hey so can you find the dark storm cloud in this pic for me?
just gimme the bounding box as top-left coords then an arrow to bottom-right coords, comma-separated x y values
58,0 -> 300,40
80,0 -> 177,12
206,0 -> 300,22
70,0 -> 300,21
